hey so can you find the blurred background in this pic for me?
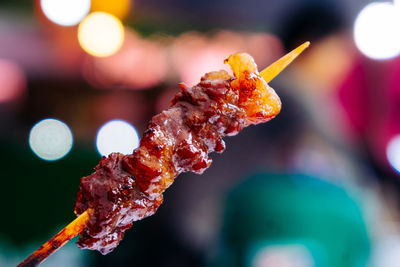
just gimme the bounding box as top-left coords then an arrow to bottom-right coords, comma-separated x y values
2,0 -> 400,266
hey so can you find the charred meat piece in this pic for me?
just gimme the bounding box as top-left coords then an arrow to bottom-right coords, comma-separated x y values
74,53 -> 282,254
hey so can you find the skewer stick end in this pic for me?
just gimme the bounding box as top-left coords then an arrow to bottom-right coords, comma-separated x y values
17,210 -> 91,267
260,41 -> 310,83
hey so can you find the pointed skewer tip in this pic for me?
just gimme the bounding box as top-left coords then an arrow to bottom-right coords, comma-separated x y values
260,41 -> 310,83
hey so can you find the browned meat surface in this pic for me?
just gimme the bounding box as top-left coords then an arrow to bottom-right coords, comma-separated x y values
74,53 -> 281,254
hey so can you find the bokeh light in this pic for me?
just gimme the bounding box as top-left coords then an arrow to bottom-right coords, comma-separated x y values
387,135 -> 400,173
354,2 -> 400,60
29,118 -> 73,161
96,119 -> 139,156
83,30 -> 167,89
91,0 -> 131,20
293,35 -> 355,91
370,237 -> 400,267
0,59 -> 26,102
78,12 -> 124,57
170,31 -> 238,86
40,0 -> 91,26
170,31 -> 282,86
250,244 -> 314,267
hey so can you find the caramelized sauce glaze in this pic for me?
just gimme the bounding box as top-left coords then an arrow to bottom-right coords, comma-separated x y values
75,53 -> 281,254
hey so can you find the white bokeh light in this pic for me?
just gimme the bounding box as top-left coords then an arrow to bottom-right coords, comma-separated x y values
387,135 -> 400,173
354,2 -> 400,60
370,237 -> 400,267
251,244 -> 314,267
40,0 -> 91,26
96,119 -> 140,156
29,118 -> 73,161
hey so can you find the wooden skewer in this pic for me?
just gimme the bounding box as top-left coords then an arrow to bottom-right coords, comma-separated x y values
260,41 -> 310,83
17,209 -> 92,267
17,42 -> 310,267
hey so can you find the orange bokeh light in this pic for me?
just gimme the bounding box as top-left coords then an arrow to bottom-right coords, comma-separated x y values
91,0 -> 132,20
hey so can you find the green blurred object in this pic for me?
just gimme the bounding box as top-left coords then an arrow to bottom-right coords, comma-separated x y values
213,173 -> 370,267
0,138 -> 100,246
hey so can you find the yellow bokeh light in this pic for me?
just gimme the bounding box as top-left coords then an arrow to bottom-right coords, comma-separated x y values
78,12 -> 124,57
91,0 -> 131,20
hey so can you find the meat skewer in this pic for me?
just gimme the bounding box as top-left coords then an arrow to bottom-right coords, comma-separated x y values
18,41 -> 309,267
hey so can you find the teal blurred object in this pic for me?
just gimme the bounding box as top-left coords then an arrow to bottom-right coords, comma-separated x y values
212,173 -> 370,267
